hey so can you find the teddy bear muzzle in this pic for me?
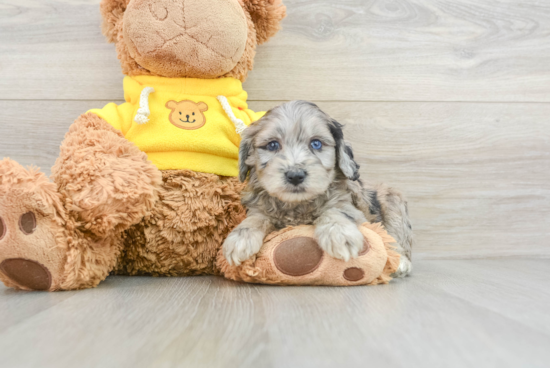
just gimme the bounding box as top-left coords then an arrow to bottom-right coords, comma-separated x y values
123,0 -> 249,78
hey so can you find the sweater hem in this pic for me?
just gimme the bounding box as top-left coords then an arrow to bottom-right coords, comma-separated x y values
146,151 -> 238,177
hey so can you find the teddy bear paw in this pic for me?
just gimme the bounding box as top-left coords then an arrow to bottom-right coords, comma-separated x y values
0,159 -> 67,291
219,223 -> 401,286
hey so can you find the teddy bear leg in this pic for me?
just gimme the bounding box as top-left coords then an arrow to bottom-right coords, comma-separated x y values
0,159 -> 123,291
51,113 -> 162,238
49,113 -> 162,289
0,113 -> 161,291
218,223 -> 401,286
0,159 -> 69,290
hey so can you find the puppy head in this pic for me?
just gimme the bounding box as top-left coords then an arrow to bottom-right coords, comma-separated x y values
240,100 -> 360,202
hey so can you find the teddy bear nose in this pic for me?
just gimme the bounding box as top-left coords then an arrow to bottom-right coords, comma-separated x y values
186,115 -> 190,119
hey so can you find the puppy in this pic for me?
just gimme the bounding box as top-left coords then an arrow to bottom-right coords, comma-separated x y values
223,100 -> 413,277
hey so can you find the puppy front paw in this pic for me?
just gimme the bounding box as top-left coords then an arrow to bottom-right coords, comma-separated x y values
223,227 -> 265,266
392,257 -> 413,278
315,221 -> 364,262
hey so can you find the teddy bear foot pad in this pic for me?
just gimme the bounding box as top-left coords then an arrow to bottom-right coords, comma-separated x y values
218,223 -> 400,286
0,159 -> 67,291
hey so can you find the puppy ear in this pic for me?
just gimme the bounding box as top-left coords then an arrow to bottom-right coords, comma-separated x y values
100,0 -> 128,43
238,127 -> 255,182
165,101 -> 177,110
197,102 -> 209,112
242,0 -> 287,44
338,141 -> 361,181
238,113 -> 268,182
328,119 -> 360,181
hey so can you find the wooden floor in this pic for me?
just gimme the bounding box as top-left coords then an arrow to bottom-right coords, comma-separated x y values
1,1 -> 550,367
0,259 -> 548,368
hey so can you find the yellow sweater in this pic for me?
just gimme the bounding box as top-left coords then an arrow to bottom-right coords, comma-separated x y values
88,76 -> 264,177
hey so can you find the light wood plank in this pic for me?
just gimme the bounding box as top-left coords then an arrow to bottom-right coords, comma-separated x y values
1,0 -> 550,101
0,100 -> 89,171
3,100 -> 548,258
416,259 -> 550,336
0,260 -> 549,368
0,288 -> 75,333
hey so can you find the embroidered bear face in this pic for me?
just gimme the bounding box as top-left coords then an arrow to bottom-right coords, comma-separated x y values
166,100 -> 209,130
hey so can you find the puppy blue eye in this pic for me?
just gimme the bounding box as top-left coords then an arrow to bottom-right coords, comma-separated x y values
266,141 -> 280,151
310,139 -> 322,150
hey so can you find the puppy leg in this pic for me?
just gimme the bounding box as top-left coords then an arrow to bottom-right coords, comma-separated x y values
223,212 -> 274,266
314,207 -> 366,262
365,185 -> 413,277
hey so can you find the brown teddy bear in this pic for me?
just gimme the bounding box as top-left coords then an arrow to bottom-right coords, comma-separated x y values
0,0 -> 399,291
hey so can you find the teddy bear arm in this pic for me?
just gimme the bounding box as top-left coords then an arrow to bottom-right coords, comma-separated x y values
50,113 -> 162,238
218,223 -> 401,286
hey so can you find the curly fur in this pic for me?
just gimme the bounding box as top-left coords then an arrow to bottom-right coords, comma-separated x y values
224,101 -> 414,275
243,0 -> 286,44
116,170 -> 246,277
52,113 -> 162,238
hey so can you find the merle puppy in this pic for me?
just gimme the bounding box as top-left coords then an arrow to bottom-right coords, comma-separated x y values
223,100 -> 413,277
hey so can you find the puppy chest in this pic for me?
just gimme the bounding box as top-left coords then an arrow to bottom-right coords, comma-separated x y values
269,206 -> 323,229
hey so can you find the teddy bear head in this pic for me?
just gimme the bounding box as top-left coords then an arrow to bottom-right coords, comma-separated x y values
100,0 -> 286,82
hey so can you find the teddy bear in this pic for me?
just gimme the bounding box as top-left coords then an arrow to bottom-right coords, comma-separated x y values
0,0 -> 399,291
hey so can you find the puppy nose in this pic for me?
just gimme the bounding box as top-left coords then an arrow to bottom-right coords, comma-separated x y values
285,170 -> 306,185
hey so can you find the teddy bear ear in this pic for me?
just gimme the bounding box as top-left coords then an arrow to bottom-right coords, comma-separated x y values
242,0 -> 287,45
166,101 -> 178,110
197,102 -> 209,112
100,0 -> 129,43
